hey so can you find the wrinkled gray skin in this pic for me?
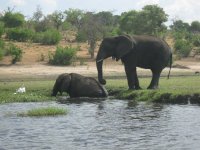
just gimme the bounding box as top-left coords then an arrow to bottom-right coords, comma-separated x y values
96,35 -> 172,90
51,73 -> 108,98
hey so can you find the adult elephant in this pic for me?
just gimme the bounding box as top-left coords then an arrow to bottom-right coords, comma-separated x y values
96,35 -> 172,89
51,73 -> 108,98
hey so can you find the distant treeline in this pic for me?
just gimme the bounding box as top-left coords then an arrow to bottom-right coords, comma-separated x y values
0,5 -> 200,61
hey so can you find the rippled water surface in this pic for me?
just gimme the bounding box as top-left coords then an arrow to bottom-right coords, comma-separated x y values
1,99 -> 200,150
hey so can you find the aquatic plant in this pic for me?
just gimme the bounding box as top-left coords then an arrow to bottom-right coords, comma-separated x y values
18,107 -> 67,117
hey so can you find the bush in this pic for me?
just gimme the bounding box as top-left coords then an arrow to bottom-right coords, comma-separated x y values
76,30 -> 87,42
0,22 -> 4,38
110,27 -> 121,36
6,28 -> 33,42
174,39 -> 192,57
0,39 -> 5,48
3,12 -> 25,28
7,43 -> 23,64
41,29 -> 61,45
192,35 -> 200,47
32,32 -> 44,43
49,46 -> 77,65
0,39 -> 5,60
0,48 -> 3,60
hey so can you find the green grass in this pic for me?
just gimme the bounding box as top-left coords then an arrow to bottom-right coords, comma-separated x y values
18,106 -> 67,117
0,76 -> 200,104
106,76 -> 200,104
0,80 -> 55,103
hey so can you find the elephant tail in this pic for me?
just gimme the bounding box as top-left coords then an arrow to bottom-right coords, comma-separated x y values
167,53 -> 172,79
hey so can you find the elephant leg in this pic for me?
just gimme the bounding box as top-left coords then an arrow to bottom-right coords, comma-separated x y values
134,70 -> 141,90
147,70 -> 162,89
125,66 -> 140,90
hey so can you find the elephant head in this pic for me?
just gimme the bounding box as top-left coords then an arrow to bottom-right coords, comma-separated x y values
51,73 -> 71,96
96,35 -> 136,85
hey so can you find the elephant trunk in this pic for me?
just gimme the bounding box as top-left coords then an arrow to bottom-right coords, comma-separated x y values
96,53 -> 106,85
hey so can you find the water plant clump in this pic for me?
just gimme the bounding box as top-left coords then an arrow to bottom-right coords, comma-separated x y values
18,107 -> 67,117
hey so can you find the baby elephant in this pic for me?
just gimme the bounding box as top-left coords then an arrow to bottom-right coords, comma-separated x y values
51,73 -> 108,98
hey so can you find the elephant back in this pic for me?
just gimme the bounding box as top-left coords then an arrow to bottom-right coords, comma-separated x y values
70,73 -> 108,98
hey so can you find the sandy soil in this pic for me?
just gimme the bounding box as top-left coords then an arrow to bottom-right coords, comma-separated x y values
0,41 -> 200,81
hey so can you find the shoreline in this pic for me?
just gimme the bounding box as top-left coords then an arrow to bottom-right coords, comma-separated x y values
1,76 -> 200,104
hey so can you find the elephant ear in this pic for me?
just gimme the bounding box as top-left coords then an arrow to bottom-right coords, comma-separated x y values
115,35 -> 135,59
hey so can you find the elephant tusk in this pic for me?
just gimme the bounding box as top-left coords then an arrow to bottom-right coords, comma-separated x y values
96,59 -> 104,63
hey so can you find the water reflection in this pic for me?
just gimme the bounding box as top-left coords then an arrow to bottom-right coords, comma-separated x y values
0,100 -> 200,150
57,96 -> 107,104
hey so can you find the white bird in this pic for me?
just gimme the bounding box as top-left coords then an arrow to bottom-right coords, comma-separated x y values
16,84 -> 26,93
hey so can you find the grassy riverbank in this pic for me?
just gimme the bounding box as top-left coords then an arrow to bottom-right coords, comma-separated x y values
0,80 -> 55,103
0,76 -> 200,104
107,76 -> 200,104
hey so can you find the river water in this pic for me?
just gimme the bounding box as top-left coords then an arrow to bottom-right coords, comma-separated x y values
0,99 -> 200,150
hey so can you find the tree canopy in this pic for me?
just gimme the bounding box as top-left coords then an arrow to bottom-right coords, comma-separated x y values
120,5 -> 168,35
190,21 -> 200,33
3,12 -> 25,28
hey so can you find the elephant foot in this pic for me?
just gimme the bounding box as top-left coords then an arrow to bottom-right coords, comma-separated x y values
147,86 -> 158,90
128,86 -> 142,90
99,78 -> 106,85
135,86 -> 142,90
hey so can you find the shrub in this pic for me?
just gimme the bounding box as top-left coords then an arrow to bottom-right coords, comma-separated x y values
6,28 -> 33,42
49,46 -> 77,65
192,35 -> 200,47
32,32 -> 44,43
196,48 -> 200,55
41,29 -> 61,45
0,39 -> 5,60
0,48 -> 3,60
3,12 -> 25,28
76,30 -> 87,42
110,27 -> 121,36
0,39 -> 5,48
174,39 -> 192,57
0,22 -> 4,38
7,43 -> 23,64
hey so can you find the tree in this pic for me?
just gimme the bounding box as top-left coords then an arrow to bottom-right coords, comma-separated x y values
96,11 -> 119,37
119,5 -> 168,35
50,11 -> 64,30
78,12 -> 102,59
3,12 -> 25,28
170,20 -> 190,32
190,21 -> 200,33
64,8 -> 85,30
32,5 -> 43,22
120,10 -> 138,34
140,5 -> 168,35
33,15 -> 53,32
